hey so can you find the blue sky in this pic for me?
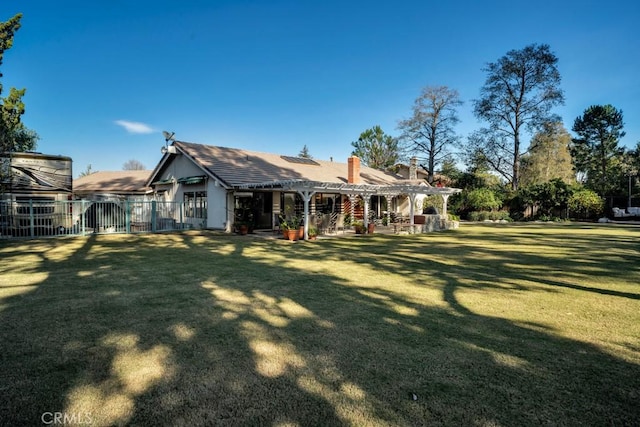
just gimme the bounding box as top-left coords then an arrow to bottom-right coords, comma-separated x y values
2,0 -> 639,176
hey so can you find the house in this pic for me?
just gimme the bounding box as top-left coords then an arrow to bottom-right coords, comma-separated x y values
73,170 -> 153,200
146,141 -> 461,237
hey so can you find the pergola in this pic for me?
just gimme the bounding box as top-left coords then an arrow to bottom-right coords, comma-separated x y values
237,179 -> 461,240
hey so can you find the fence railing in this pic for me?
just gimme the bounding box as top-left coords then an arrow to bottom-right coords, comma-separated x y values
0,200 -> 206,239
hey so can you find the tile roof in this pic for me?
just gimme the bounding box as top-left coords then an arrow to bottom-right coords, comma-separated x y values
166,141 -> 409,187
74,170 -> 152,194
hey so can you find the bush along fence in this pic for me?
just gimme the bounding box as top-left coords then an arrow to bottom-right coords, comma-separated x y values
0,199 -> 204,239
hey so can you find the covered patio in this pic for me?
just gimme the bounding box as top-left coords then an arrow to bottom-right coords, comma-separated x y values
237,179 -> 461,240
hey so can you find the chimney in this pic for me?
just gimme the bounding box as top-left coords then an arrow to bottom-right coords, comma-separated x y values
409,157 -> 418,180
348,156 -> 361,184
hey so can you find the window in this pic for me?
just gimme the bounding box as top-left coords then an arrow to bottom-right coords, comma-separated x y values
184,191 -> 207,218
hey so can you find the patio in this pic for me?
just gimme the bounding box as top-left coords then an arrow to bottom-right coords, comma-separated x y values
248,214 -> 458,240
237,179 -> 461,240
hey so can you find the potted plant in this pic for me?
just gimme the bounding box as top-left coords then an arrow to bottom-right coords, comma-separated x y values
279,216 -> 291,239
279,216 -> 299,241
367,222 -> 375,234
308,226 -> 318,240
353,220 -> 365,234
238,222 -> 249,235
295,217 -> 305,239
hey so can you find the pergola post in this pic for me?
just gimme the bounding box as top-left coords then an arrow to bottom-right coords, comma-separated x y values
409,194 -> 416,226
441,194 -> 450,216
297,189 -> 316,240
363,195 -> 370,229
348,194 -> 356,226
383,194 -> 393,226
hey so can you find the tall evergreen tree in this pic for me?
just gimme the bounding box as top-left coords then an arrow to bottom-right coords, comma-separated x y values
298,144 -> 312,159
0,13 -> 38,153
350,126 -> 399,169
571,104 -> 625,196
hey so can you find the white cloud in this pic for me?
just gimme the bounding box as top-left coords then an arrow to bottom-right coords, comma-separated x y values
115,120 -> 154,134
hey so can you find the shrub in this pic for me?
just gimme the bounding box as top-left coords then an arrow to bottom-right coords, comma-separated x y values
517,179 -> 573,219
466,188 -> 501,211
537,214 -> 567,222
422,195 -> 444,213
468,210 -> 512,222
568,189 -> 604,219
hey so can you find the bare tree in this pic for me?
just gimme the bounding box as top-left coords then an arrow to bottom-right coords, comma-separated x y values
398,86 -> 462,184
472,43 -> 564,190
78,164 -> 94,178
123,159 -> 146,170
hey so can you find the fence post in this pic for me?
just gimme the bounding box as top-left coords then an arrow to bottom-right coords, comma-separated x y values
179,202 -> 183,229
81,200 -> 86,236
151,201 -> 157,232
125,200 -> 131,234
29,199 -> 35,238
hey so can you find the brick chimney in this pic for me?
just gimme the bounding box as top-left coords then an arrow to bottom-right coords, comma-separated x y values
409,157 -> 418,180
348,156 -> 361,184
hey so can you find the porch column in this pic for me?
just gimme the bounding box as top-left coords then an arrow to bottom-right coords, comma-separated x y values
272,191 -> 281,232
409,193 -> 417,232
441,194 -> 449,216
383,194 -> 393,226
297,190 -> 316,240
348,194 -> 356,225
363,195 -> 370,229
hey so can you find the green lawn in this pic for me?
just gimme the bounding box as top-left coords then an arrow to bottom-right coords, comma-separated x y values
1,224 -> 639,426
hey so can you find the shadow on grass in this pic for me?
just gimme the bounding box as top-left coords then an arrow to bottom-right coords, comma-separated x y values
0,225 -> 638,426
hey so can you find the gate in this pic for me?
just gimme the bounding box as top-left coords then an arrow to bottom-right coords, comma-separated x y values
0,199 -> 200,239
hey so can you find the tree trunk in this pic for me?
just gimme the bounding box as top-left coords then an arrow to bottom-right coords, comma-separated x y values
513,132 -> 520,191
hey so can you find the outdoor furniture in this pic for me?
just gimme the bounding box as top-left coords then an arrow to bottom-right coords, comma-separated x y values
329,213 -> 339,234
334,213 -> 345,234
392,215 -> 413,233
273,213 -> 281,234
613,207 -> 632,218
627,207 -> 640,216
319,214 -> 331,234
413,215 -> 426,225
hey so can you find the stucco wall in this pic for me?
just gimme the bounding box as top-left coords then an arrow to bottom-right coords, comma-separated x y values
154,154 -> 230,229
206,182 -> 227,230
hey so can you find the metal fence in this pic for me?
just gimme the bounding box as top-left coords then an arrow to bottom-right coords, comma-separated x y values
0,199 -> 205,239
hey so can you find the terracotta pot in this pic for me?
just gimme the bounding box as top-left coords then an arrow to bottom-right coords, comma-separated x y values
367,223 -> 375,234
298,226 -> 304,239
239,225 -> 249,235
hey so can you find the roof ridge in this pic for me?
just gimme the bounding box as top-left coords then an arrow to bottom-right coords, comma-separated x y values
175,140 -> 392,171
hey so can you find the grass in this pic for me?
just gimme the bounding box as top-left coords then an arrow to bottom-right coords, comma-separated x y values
0,223 -> 639,426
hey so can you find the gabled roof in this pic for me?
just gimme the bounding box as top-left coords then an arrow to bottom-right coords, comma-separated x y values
74,170 -> 152,195
392,163 -> 430,180
148,141 -> 410,188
